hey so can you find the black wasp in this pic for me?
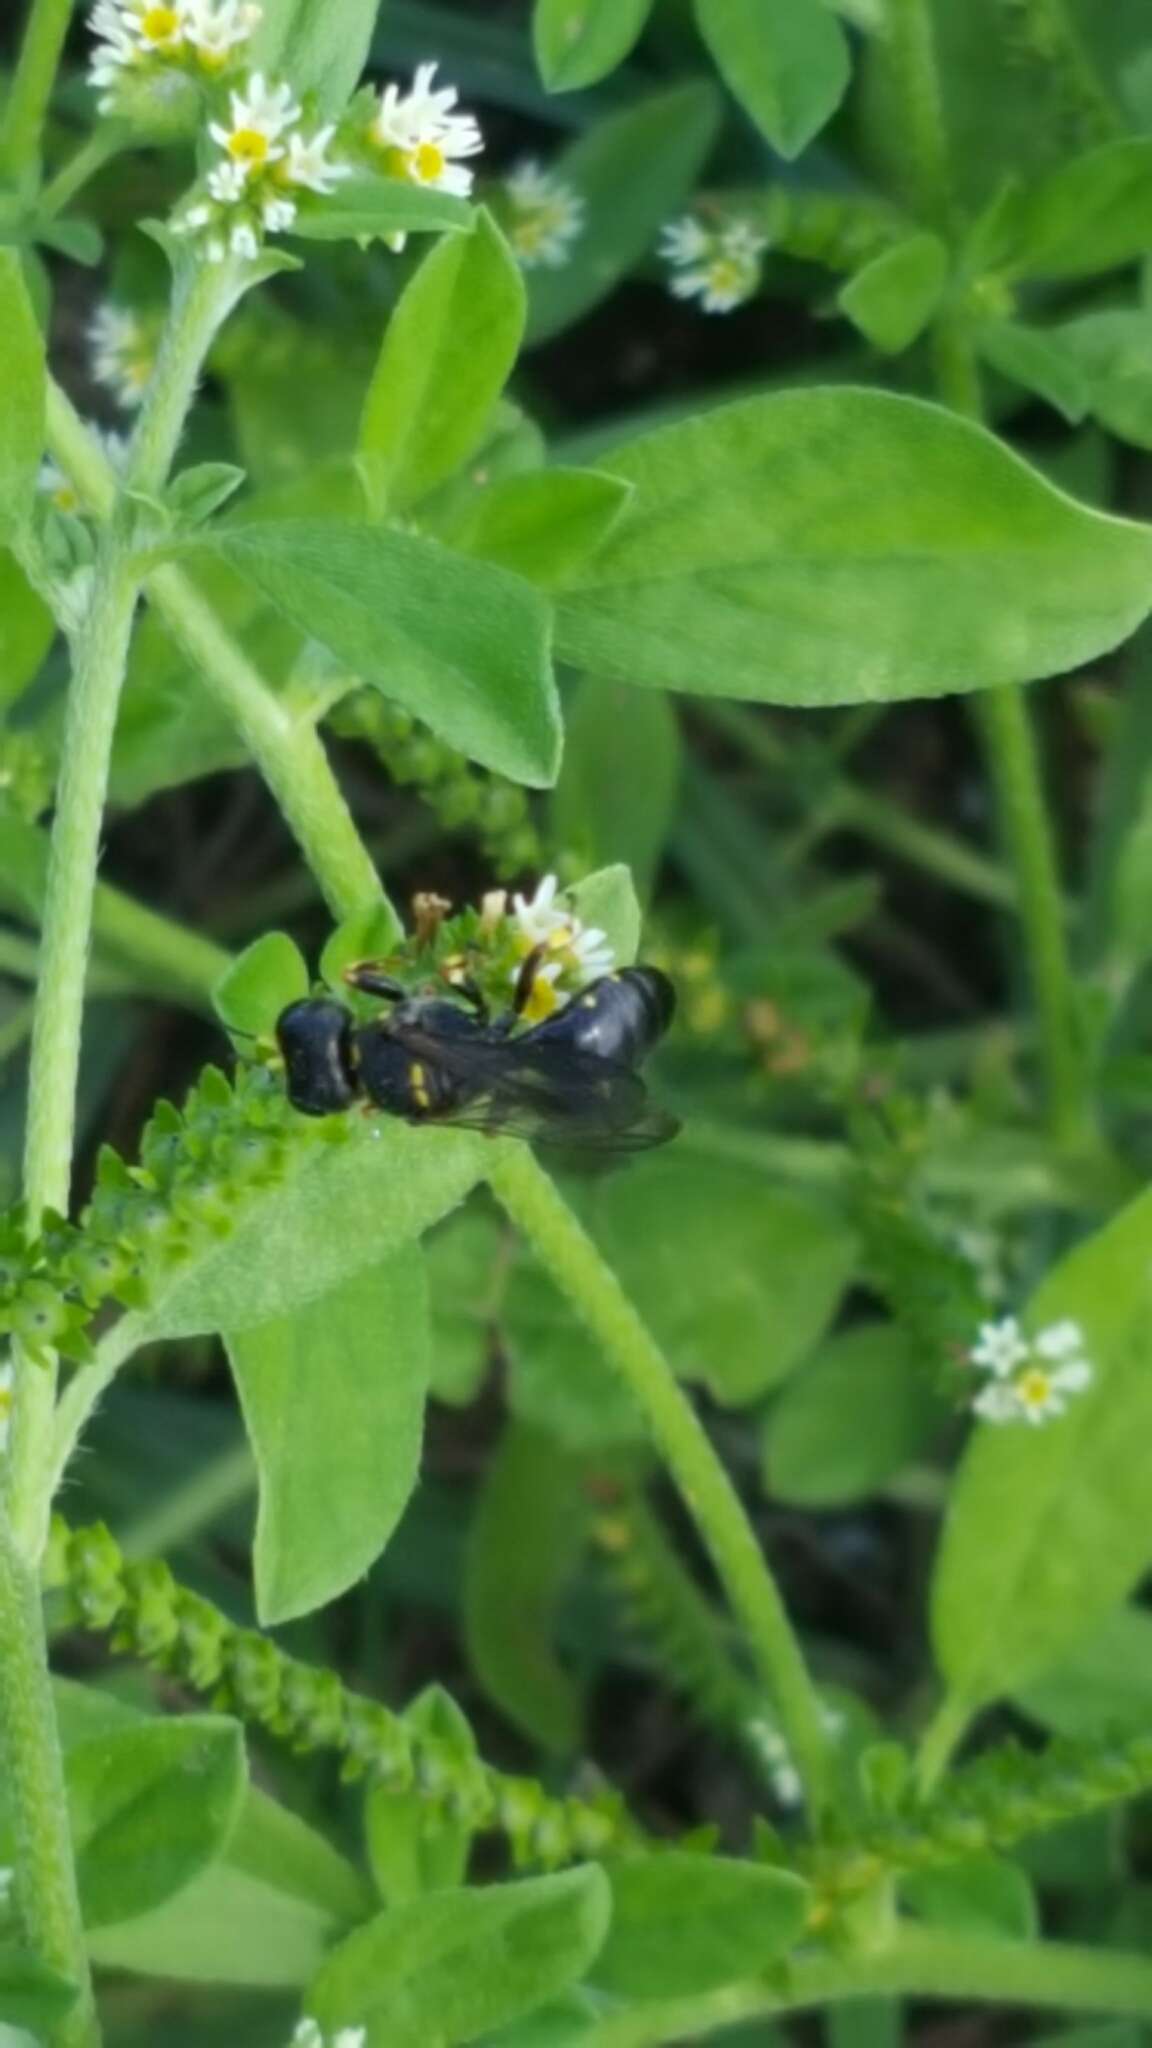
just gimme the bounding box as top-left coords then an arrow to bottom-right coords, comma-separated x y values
275,955 -> 680,1152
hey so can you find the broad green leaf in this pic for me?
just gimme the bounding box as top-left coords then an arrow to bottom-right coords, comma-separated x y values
694,0 -> 850,159
311,1867 -> 611,2046
978,321 -> 1089,425
838,234 -> 948,355
0,551 -> 53,708
592,1854 -> 809,1997
288,178 -> 473,244
359,211 -> 526,516
902,1856 -> 1036,1941
525,82 -> 720,346
932,1182 -> 1152,1712
424,1201 -> 502,1408
0,251 -> 44,539
67,1716 -> 246,1928
226,1254 -> 430,1624
464,1424 -> 589,1752
568,863 -> 642,969
556,389 -> 1152,707
207,521 -> 561,786
444,469 -> 633,588
144,1120 -> 484,1339
533,0 -> 655,90
763,1323 -> 939,1508
1013,1605 -> 1152,1739
213,931 -> 309,1038
366,1689 -> 478,1905
1046,311 -> 1152,452
265,0 -> 379,111
553,678 -> 681,901
1005,140 -> 1152,283
0,1949 -> 76,2033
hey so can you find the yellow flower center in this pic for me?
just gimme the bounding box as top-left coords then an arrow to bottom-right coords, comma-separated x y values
412,139 -> 446,183
141,4 -> 182,43
708,256 -> 745,296
52,481 -> 80,513
521,976 -> 560,1023
228,127 -> 270,166
1017,1367 -> 1053,1409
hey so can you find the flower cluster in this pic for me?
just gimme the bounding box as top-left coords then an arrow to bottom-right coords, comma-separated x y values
660,213 -> 768,314
171,71 -> 349,261
89,0 -> 261,109
501,159 -> 585,269
499,874 -> 614,1020
370,59 -> 482,200
968,1316 -> 1093,1426
88,302 -> 161,409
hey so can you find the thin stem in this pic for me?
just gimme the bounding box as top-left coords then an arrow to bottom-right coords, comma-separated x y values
486,1144 -> 833,1818
125,262 -> 240,499
49,1318 -> 148,1508
38,129 -> 124,223
0,0 -> 74,186
915,1688 -> 972,1796
0,1525 -> 97,2047
582,1924 -> 1152,2047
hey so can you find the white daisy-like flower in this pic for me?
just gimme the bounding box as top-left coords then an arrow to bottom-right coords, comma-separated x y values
969,1316 -> 1029,1378
261,192 -> 297,231
663,213 -> 767,315
281,124 -> 351,194
206,155 -> 249,203
87,302 -> 155,409
0,1361 -> 13,1454
511,872 -> 567,945
507,876 -> 616,1018
209,71 -> 300,178
969,1316 -> 1094,1428
504,159 -> 585,269
372,59 -> 483,196
182,0 -> 260,65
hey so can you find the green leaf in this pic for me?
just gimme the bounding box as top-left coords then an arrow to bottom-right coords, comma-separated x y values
1013,1604 -> 1152,1739
319,901 -> 405,988
556,389 -> 1152,706
978,321 -> 1089,425
902,1855 -> 1037,1941
1045,311 -> 1152,451
552,678 -> 681,901
0,549 -> 53,710
207,521 -> 561,786
424,1201 -> 502,1408
0,1947 -> 77,2033
838,234 -> 949,354
592,1854 -> 809,1997
444,469 -> 633,588
68,1716 -> 246,1929
261,0 -> 380,112
366,1688 -> 478,1906
763,1322 -> 939,1508
165,460 -> 247,528
533,0 -> 655,90
694,0 -> 850,159
525,82 -> 721,346
464,1423 -> 589,1752
311,1866 -> 611,2046
289,179 -> 474,244
0,250 -> 44,540
1005,140 -> 1152,283
213,931 -> 310,1038
144,1120 -> 484,1340
226,1254 -> 430,1624
932,1182 -> 1152,1713
568,863 -> 643,969
359,211 -> 526,516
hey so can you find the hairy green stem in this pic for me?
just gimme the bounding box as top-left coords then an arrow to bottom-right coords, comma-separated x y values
0,1526 -> 97,2046
582,1924 -> 1152,2046
487,1144 -> 832,1817
126,263 -> 239,498
0,0 -> 73,185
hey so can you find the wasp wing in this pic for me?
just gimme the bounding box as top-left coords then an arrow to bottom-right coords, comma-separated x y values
384,1022 -> 680,1152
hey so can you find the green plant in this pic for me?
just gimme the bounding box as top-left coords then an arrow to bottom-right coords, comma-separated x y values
7,0 -> 1152,2043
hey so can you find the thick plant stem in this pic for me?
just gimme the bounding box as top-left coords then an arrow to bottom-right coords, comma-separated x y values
885,0 -> 954,228
487,1144 -> 832,1817
8,548 -> 141,1557
0,1524 -> 97,2047
0,0 -> 73,185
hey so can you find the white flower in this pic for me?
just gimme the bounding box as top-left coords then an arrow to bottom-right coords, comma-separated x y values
0,1362 -> 12,1454
282,124 -> 351,194
183,0 -> 260,64
511,872 -> 567,945
969,1315 -> 1094,1428
289,2024 -> 365,2048
662,213 -> 767,314
88,302 -> 155,409
209,71 -> 300,177
969,1316 -> 1029,1378
206,156 -> 248,203
508,876 -> 616,1018
230,220 -> 260,258
372,60 -> 483,196
261,192 -> 298,231
504,159 -> 585,269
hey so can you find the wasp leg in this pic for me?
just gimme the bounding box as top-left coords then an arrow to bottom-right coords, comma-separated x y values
513,942 -> 548,1018
343,960 -> 408,1002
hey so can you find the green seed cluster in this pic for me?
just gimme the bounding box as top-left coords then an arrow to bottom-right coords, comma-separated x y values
46,1515 -> 634,1869
330,692 -> 546,879
0,1061 -> 342,1367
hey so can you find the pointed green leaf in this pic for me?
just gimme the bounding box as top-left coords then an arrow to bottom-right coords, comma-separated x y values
533,0 -> 655,91
213,931 -> 310,1038
978,321 -> 1089,425
288,179 -> 473,244
553,678 -> 680,900
445,468 -> 633,587
694,0 -> 850,159
593,1854 -> 809,1997
556,389 -> 1152,706
68,1716 -> 246,1928
226,1253 -> 430,1624
838,234 -> 948,354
